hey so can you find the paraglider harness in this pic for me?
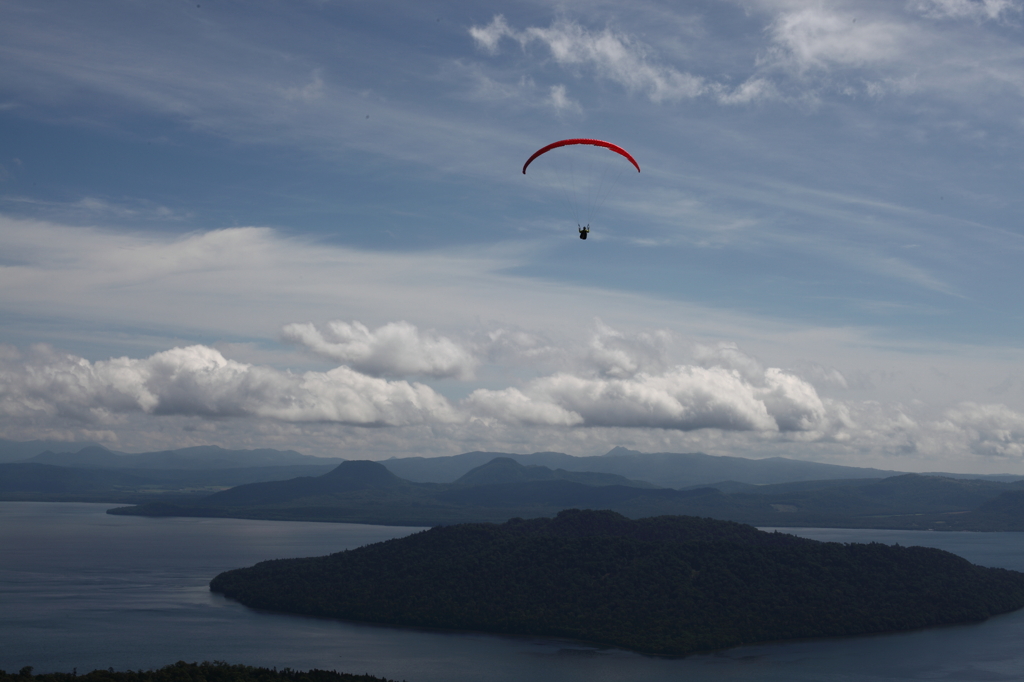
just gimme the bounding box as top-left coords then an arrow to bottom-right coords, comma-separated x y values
578,224 -> 590,240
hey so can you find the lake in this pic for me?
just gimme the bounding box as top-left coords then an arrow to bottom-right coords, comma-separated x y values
3,501 -> 1024,682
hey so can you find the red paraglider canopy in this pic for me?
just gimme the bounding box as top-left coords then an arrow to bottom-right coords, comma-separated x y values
522,138 -> 640,174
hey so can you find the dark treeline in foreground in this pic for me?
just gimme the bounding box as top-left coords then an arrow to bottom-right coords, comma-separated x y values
210,510 -> 1024,656
0,662 -> 401,682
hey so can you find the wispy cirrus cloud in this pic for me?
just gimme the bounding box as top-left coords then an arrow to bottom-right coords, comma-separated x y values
748,0 -> 1024,105
469,14 -> 774,105
911,0 -> 1021,23
760,5 -> 910,73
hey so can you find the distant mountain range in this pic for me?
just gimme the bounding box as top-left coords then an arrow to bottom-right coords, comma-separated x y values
4,443 -> 344,469
109,456 -> 1024,531
0,438 -> 104,463
380,447 -> 911,487
4,438 -> 1019,485
0,442 -> 346,499
4,439 -> 1024,529
380,446 -> 1024,486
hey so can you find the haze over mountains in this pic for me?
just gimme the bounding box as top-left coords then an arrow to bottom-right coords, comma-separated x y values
0,441 -> 346,496
105,456 -> 1024,531
381,447 -> 905,488
4,439 -> 1024,530
0,440 -> 343,469
4,439 -> 1019,486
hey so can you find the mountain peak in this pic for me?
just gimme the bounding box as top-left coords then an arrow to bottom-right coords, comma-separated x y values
322,460 -> 403,488
604,446 -> 642,457
454,457 -> 554,486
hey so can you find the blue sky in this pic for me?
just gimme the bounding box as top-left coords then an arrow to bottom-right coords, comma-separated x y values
2,0 -> 1023,472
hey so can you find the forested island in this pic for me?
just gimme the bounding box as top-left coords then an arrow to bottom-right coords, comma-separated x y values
0,662 -> 400,682
210,509 -> 1024,656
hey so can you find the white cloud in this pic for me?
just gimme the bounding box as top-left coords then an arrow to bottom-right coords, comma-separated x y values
468,14 -> 512,54
466,363 -> 827,433
0,344 -> 458,427
465,387 -> 584,426
282,320 -> 477,380
911,0 -> 1021,22
748,0 -> 1024,107
547,84 -> 581,113
0,339 -> 824,434
585,321 -> 672,379
761,5 -> 909,73
469,15 -> 771,104
693,341 -> 765,383
4,214 -> 1024,468
941,402 -> 1024,457
4,336 -> 1024,469
714,77 -> 778,104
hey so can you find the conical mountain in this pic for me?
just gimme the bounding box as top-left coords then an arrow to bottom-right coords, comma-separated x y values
205,460 -> 404,506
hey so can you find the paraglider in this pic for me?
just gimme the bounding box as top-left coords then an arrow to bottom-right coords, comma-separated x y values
522,139 -> 641,175
522,139 -> 639,240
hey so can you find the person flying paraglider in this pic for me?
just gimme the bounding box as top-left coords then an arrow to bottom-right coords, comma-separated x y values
521,139 -> 639,241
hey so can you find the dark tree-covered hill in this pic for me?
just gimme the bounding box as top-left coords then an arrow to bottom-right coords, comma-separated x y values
0,661 -> 401,682
210,510 -> 1024,656
452,457 -> 657,488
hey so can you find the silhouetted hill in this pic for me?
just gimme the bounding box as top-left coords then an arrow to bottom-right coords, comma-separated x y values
319,460 -> 405,487
453,457 -> 657,488
31,446 -> 126,468
27,444 -> 341,470
0,661 -> 403,682
437,479 -> 724,509
0,463 -> 149,494
202,460 -> 409,507
109,458 -> 1024,530
210,509 -> 1024,656
976,490 -> 1024,515
0,461 -> 346,500
381,451 -> 579,482
382,447 -> 902,487
0,438 -> 103,463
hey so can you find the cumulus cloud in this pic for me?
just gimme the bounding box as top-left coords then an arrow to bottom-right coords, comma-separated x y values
281,320 -> 477,379
811,399 -> 1024,461
0,344 -> 458,427
5,333 -> 1024,467
466,363 -> 828,432
792,361 -> 851,390
585,322 -> 672,378
469,15 -> 771,104
0,337 -> 825,435
693,341 -> 765,383
941,402 -> 1024,457
465,387 -> 584,426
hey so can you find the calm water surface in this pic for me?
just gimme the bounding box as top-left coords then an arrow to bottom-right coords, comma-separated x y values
3,502 -> 1024,682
